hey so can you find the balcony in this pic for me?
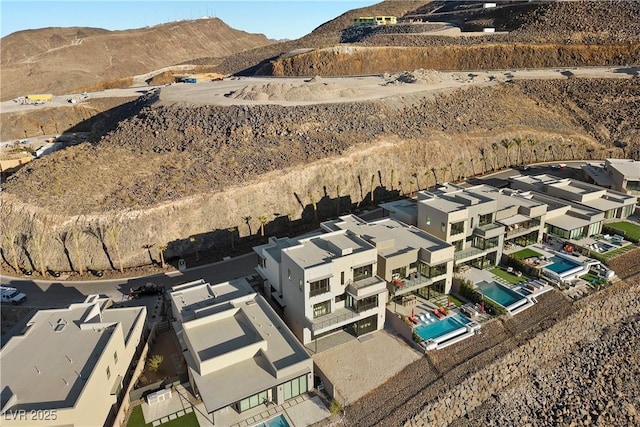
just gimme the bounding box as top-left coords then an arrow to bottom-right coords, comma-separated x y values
309,306 -> 375,333
504,221 -> 541,237
474,222 -> 505,239
389,273 -> 435,296
346,276 -> 386,298
454,245 -> 494,262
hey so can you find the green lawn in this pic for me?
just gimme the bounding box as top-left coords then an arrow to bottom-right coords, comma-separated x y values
581,273 -> 606,285
126,406 -> 199,427
126,406 -> 147,427
601,244 -> 638,259
446,294 -> 464,307
161,413 -> 199,427
490,267 -> 528,285
511,248 -> 543,260
606,221 -> 640,241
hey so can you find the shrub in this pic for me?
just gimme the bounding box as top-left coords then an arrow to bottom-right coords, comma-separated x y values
329,399 -> 342,414
412,331 -> 423,343
147,354 -> 164,372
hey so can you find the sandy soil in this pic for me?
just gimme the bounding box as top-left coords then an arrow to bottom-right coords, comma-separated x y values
157,66 -> 637,107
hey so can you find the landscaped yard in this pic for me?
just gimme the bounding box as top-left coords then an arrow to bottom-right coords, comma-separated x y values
581,273 -> 606,286
126,406 -> 199,427
490,267 -> 528,285
511,248 -> 543,260
606,221 -> 640,242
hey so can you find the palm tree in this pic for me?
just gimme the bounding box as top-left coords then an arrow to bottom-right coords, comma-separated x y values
308,191 -> 318,222
412,172 -> 420,192
107,223 -> 124,273
243,216 -> 253,235
547,144 -> 554,162
258,216 -> 268,237
158,244 -> 167,268
440,165 -> 450,183
456,160 -> 465,181
513,137 -> 523,165
527,137 -> 538,163
336,184 -> 341,217
501,138 -> 513,167
189,236 -> 199,261
28,216 -> 49,277
469,158 -> 476,176
71,229 -> 87,274
2,207 -> 22,273
431,167 -> 438,184
370,174 -> 376,203
479,156 -> 487,175
390,169 -> 394,191
491,143 -> 499,171
567,141 -> 574,160
227,227 -> 236,250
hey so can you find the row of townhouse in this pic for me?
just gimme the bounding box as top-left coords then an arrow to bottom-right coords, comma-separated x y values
252,174 -> 636,349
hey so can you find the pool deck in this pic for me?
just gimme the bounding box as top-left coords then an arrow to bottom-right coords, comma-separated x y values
137,382 -> 331,427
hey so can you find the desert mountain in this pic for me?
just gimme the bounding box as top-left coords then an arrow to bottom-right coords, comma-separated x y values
0,18 -> 273,100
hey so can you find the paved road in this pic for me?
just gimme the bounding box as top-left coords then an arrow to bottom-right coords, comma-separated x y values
1,252 -> 258,309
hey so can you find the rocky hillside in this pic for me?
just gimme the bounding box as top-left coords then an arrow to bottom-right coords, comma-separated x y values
1,77 -> 635,271
215,0 -> 640,77
0,19 -> 273,100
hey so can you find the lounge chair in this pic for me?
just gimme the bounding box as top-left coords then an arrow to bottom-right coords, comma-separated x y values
426,313 -> 437,322
433,309 -> 444,319
419,314 -> 429,324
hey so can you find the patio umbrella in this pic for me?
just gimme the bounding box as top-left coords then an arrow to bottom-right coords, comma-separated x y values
411,308 -> 415,319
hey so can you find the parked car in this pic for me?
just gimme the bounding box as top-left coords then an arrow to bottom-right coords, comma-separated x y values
1,286 -> 27,305
129,283 -> 164,299
91,269 -> 104,277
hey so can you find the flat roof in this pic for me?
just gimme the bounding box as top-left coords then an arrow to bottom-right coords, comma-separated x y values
546,214 -> 593,231
283,230 -> 374,269
379,199 -> 417,217
606,158 -> 640,179
582,162 -> 613,187
1,302 -> 144,412
254,237 -> 296,263
323,215 -> 452,256
174,282 -> 311,413
171,278 -> 253,320
418,186 -> 495,213
499,213 -> 531,227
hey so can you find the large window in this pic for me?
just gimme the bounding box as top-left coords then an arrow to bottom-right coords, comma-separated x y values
419,262 -> 447,278
452,240 -> 464,252
479,213 -> 493,226
283,375 -> 307,401
450,221 -> 465,236
353,264 -> 373,282
237,390 -> 269,412
347,294 -> 378,312
309,278 -> 330,297
313,300 -> 331,319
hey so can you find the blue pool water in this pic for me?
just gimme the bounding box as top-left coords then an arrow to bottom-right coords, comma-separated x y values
253,414 -> 290,427
546,256 -> 581,274
414,314 -> 470,341
476,281 -> 525,307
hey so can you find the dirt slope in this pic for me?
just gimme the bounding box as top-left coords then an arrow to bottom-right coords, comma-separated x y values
0,19 -> 273,100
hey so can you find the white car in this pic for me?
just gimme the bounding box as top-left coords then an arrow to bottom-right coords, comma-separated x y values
0,286 -> 27,305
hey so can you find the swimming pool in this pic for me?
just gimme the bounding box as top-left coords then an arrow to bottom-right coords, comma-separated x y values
252,414 -> 290,427
476,281 -> 526,307
414,314 -> 470,341
546,256 -> 581,274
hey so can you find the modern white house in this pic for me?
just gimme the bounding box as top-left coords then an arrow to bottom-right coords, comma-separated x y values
414,185 -> 506,269
321,214 -> 454,301
254,230 -> 387,345
582,159 -> 640,197
0,296 -> 146,427
168,278 -> 313,425
510,174 -> 637,220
